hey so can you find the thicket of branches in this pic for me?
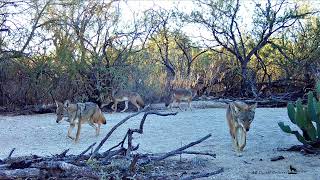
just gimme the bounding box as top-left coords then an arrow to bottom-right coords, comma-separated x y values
0,0 -> 320,110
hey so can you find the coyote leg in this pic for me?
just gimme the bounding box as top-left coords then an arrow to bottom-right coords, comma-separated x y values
89,121 -> 98,136
112,102 -> 118,113
188,99 -> 192,111
177,101 -> 183,111
232,137 -> 242,156
131,100 -> 140,111
97,124 -> 101,136
121,101 -> 129,112
75,119 -> 82,142
67,124 -> 75,140
169,100 -> 176,111
231,137 -> 236,149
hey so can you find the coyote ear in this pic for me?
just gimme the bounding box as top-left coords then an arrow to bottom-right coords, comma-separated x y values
230,103 -> 240,114
64,100 -> 71,107
111,89 -> 115,96
55,100 -> 61,107
233,102 -> 243,110
250,103 -> 257,110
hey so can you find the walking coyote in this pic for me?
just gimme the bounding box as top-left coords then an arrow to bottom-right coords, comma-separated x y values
165,88 -> 196,111
226,101 -> 257,154
55,100 -> 106,142
101,90 -> 145,113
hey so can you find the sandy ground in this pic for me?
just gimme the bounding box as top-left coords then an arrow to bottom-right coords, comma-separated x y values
0,105 -> 319,180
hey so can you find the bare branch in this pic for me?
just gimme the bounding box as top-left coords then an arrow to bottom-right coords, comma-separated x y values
139,133 -> 212,165
180,168 -> 224,180
79,142 -> 96,156
91,106 -> 150,158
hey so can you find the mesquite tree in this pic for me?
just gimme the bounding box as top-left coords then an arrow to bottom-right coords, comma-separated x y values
188,0 -> 315,97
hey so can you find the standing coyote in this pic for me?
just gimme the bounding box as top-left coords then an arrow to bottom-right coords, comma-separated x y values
101,90 -> 145,113
165,88 -> 195,111
55,100 -> 107,142
226,101 -> 257,154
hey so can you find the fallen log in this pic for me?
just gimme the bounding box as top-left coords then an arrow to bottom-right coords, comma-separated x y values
0,168 -> 41,179
31,161 -> 99,179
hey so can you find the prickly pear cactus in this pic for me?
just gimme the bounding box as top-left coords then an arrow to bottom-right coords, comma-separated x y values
278,83 -> 320,147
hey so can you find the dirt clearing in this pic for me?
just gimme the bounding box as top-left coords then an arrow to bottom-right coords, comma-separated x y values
0,107 -> 319,180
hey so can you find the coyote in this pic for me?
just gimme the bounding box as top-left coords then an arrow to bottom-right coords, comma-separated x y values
165,88 -> 195,111
101,90 -> 145,113
55,100 -> 107,142
226,101 -> 257,154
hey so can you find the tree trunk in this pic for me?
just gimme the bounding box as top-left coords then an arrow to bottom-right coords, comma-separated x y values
240,62 -> 249,96
165,66 -> 176,94
239,60 -> 258,97
187,62 -> 192,78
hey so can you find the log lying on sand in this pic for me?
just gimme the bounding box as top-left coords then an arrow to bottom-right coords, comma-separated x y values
0,168 -> 41,179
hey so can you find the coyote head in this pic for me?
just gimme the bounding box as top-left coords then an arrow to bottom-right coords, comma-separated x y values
55,100 -> 68,123
164,94 -> 173,107
100,94 -> 114,109
230,102 -> 257,132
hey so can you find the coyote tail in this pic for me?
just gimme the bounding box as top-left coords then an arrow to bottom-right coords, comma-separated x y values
92,107 -> 107,124
136,94 -> 145,108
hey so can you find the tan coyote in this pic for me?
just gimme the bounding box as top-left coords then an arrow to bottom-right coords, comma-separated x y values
226,101 -> 257,155
55,100 -> 107,142
101,90 -> 145,113
165,88 -> 196,111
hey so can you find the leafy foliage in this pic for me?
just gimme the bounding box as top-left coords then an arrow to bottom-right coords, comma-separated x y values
0,0 -> 320,109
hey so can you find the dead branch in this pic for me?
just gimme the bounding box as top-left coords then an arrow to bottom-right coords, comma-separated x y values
279,144 -> 320,154
139,134 -> 212,165
79,142 -> 96,156
7,148 -> 15,160
126,111 -> 178,155
0,168 -> 41,179
102,131 -> 129,154
91,105 -> 150,157
101,148 -> 127,163
57,149 -> 69,158
31,161 -> 99,179
270,155 -> 285,161
177,151 -> 216,158
180,168 -> 224,180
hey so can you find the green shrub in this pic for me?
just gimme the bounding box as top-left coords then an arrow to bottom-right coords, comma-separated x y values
278,82 -> 320,147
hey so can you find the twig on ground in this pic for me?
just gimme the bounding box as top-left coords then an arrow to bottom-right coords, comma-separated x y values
7,148 -> 16,159
180,168 -> 224,180
279,145 -> 320,154
270,155 -> 285,161
177,151 -> 216,158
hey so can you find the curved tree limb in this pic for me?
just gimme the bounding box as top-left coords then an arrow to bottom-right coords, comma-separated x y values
91,106 -> 150,157
139,133 -> 212,165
